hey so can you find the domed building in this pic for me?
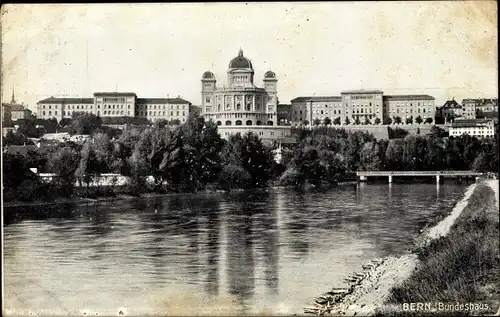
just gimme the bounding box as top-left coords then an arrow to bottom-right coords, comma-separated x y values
201,49 -> 292,144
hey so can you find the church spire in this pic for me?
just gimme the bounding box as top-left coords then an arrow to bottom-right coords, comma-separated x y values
11,87 -> 15,104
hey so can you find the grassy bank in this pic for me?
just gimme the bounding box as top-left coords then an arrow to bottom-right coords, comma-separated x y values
384,183 -> 499,315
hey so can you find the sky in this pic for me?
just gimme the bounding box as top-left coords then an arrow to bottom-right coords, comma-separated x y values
1,2 -> 498,114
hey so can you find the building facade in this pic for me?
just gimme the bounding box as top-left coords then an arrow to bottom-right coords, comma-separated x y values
449,119 -> 496,138
438,99 -> 463,122
37,92 -> 191,124
290,91 -> 435,126
462,98 -> 498,120
200,49 -> 292,143
2,88 -> 32,122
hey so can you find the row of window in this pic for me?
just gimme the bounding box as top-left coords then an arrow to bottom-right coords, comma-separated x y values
216,120 -> 274,126
212,113 -> 274,119
137,111 -> 185,117
390,108 -> 432,114
101,104 -> 131,110
137,104 -> 186,110
103,97 -> 126,103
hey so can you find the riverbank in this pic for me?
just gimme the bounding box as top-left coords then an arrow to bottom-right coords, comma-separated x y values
3,179 -> 362,209
305,180 -> 499,316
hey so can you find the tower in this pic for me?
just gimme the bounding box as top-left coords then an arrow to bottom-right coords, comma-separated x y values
11,87 -> 15,104
201,71 -> 216,115
263,70 -> 278,111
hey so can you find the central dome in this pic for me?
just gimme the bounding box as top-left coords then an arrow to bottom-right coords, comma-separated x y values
229,49 -> 253,69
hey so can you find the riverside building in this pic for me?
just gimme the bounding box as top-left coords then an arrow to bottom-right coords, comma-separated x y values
290,91 -> 435,126
200,49 -> 293,144
449,119 -> 496,138
36,92 -> 191,123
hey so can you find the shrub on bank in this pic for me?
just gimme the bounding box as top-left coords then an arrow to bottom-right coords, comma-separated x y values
386,184 -> 499,315
279,167 -> 304,187
218,164 -> 252,191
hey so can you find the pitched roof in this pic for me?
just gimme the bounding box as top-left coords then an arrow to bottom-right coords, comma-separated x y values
442,99 -> 461,108
291,96 -> 341,103
93,92 -> 137,96
451,119 -> 493,127
38,97 -> 94,104
136,98 -> 191,104
10,104 -> 29,111
383,95 -> 435,101
341,90 -> 384,94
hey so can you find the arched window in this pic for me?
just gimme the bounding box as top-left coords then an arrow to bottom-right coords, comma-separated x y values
218,104 -> 221,112
267,121 -> 274,126
256,120 -> 262,126
234,120 -> 242,126
225,120 -> 231,126
245,103 -> 251,111
216,121 -> 222,126
104,111 -> 107,115
236,103 -> 241,111
246,120 -> 252,126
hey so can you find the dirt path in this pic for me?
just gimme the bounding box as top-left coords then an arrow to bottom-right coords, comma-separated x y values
306,183 -> 480,316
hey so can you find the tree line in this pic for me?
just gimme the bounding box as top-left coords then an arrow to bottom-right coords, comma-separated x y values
3,114 -> 498,202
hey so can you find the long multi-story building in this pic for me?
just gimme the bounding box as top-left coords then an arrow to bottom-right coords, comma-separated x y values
290,91 -> 435,126
37,92 -> 191,124
200,49 -> 293,143
449,119 -> 496,138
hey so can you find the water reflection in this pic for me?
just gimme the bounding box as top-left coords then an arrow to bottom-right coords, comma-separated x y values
226,200 -> 255,301
3,184 -> 470,315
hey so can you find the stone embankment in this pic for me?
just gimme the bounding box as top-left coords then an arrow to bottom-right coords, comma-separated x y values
305,181 -> 498,316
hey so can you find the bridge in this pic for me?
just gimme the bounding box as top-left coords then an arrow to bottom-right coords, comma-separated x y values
356,171 -> 484,183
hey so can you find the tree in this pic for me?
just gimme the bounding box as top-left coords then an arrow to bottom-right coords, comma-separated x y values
383,117 -> 392,125
71,112 -> 102,135
388,127 -> 409,139
333,117 -> 341,125
313,118 -> 321,126
415,115 -> 423,124
324,117 -> 332,126
344,117 -> 351,125
394,116 -> 402,124
425,117 -> 433,124
364,116 -> 371,125
354,116 -> 361,125
169,119 -> 181,125
384,140 -> 404,170
75,142 -> 99,194
220,132 -> 274,188
3,130 -> 32,146
359,141 -> 381,171
218,164 -> 251,190
302,120 -> 309,126
375,117 -> 381,125
406,116 -> 413,125
47,145 -> 80,196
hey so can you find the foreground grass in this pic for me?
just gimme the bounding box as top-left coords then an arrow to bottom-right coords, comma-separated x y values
383,184 -> 499,316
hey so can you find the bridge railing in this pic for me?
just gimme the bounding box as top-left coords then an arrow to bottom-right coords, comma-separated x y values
356,171 -> 484,176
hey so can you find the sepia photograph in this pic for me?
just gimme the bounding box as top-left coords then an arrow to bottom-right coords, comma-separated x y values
1,2 -> 499,316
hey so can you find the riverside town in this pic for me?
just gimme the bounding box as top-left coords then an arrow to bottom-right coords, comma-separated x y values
2,3 -> 499,317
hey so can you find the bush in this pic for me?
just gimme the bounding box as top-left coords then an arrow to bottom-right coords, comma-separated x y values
218,164 -> 251,190
279,167 -> 303,187
17,179 -> 46,202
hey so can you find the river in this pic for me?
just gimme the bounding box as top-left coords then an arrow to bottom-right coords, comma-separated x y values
3,183 -> 468,316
